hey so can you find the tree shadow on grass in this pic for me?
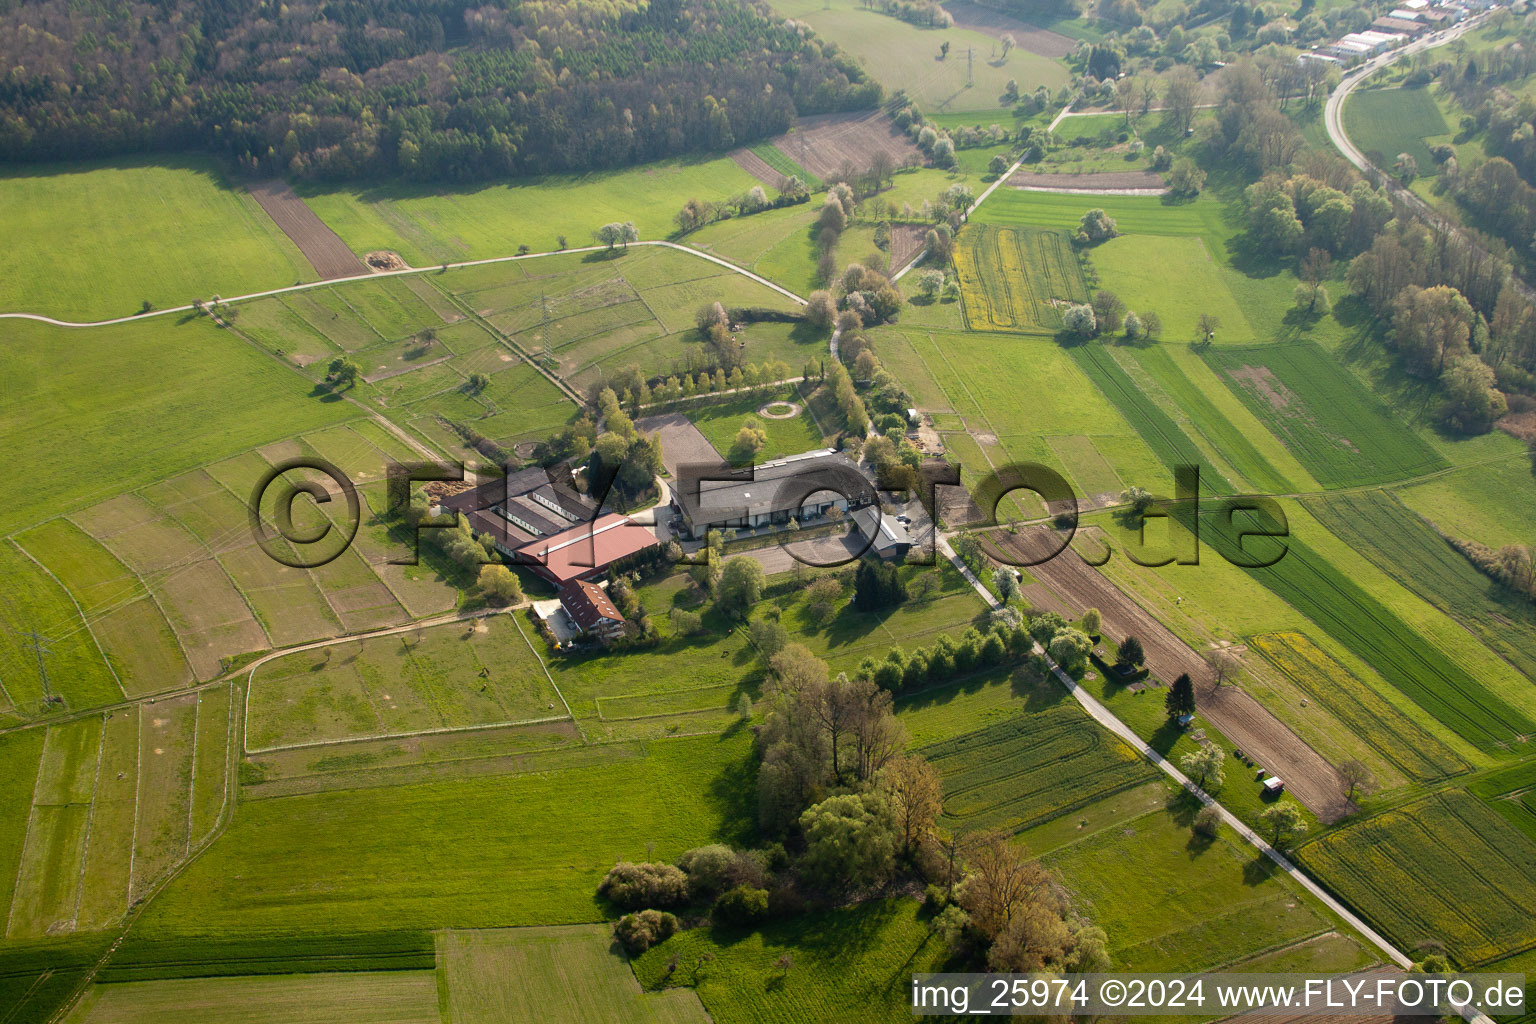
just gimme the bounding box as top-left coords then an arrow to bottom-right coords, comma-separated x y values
1242,852 -> 1282,887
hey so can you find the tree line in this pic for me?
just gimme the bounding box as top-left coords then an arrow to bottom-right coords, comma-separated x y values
0,0 -> 881,182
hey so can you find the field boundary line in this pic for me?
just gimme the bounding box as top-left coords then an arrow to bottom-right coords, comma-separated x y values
185,697 -> 201,859
61,512 -> 199,689
246,713 -> 569,755
11,540 -> 128,703
126,709 -> 145,905
68,714 -> 109,931
510,612 -> 581,741
0,240 -> 806,328
2,727 -> 51,939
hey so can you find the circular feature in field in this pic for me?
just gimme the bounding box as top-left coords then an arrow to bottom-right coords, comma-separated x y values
758,401 -> 801,420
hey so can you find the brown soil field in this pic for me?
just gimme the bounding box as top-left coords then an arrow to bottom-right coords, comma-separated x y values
987,526 -> 1355,822
248,180 -> 366,280
1007,169 -> 1168,191
944,0 -> 1077,57
889,224 -> 928,272
773,112 -> 923,182
730,148 -> 787,189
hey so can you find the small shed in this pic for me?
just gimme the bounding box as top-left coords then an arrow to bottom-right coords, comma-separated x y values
1176,713 -> 1195,728
1263,776 -> 1286,794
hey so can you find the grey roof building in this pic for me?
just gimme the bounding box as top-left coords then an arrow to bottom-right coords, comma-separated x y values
674,448 -> 877,539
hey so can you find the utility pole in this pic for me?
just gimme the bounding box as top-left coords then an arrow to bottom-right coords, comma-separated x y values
20,630 -> 53,701
967,47 -> 974,88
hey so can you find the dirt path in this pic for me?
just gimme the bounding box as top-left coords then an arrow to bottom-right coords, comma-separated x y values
986,526 -> 1356,822
247,180 -> 366,280
1007,168 -> 1167,192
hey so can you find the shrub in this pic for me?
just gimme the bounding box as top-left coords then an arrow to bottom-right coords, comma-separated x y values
615,909 -> 679,953
599,862 -> 690,909
714,885 -> 771,925
678,844 -> 737,897
1192,804 -> 1222,838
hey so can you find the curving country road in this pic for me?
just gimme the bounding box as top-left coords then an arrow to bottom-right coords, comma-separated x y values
0,239 -> 805,329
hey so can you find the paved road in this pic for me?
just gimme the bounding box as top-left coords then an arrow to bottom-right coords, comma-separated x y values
934,534 -> 1414,971
0,240 -> 806,328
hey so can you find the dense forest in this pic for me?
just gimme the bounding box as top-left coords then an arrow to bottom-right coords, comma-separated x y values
0,0 -> 880,181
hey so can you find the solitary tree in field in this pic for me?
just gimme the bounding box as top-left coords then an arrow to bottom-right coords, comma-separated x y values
940,40 -> 950,59
1180,743 -> 1225,792
1260,802 -> 1305,848
1196,312 -> 1219,346
1115,635 -> 1145,672
1165,672 -> 1196,720
716,556 -> 765,619
1207,646 -> 1242,687
775,953 -> 794,978
1338,759 -> 1376,801
327,357 -> 362,390
999,32 -> 1015,59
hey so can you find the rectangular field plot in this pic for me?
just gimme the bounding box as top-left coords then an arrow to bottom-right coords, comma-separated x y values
1343,87 -> 1449,176
131,694 -> 197,900
439,925 -> 709,1024
1091,234 -> 1256,345
63,971 -> 441,1024
0,542 -> 122,717
246,615 -> 563,751
6,718 -> 100,938
77,709 -> 139,931
1302,491 -> 1536,680
0,730 -> 47,926
133,733 -> 753,935
17,520 -> 193,697
242,720 -> 585,799
1249,632 -> 1469,783
924,705 -> 1157,835
1206,342 -> 1446,488
1297,789 -> 1536,965
1047,810 -> 1335,972
953,225 -> 1086,332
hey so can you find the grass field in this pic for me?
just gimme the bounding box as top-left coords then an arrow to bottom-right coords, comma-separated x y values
302,158 -> 763,267
685,389 -> 826,465
7,718 -> 99,939
1090,234 -> 1256,344
1248,632 -> 1470,784
17,519 -> 193,697
1067,341 -> 1235,494
1343,87 -> 1450,176
1396,455 -> 1536,551
0,731 -> 49,933
1205,342 -> 1447,488
0,157 -> 313,321
1470,761 -> 1536,845
246,614 -> 563,750
0,315 -> 356,537
1203,505 -> 1536,751
64,971 -> 441,1024
635,899 -> 951,1024
1046,807 -> 1358,972
439,925 -> 708,1024
131,732 -> 754,936
1303,491 -> 1536,679
0,542 -> 123,718
953,225 -> 1087,332
762,0 -> 1068,113
1297,789 -> 1536,966
924,704 -> 1157,834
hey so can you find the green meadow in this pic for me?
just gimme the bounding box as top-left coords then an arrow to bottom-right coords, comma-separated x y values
302,158 -> 763,267
0,157 -> 313,321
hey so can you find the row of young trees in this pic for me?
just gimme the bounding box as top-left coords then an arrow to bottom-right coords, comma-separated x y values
0,0 -> 882,181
